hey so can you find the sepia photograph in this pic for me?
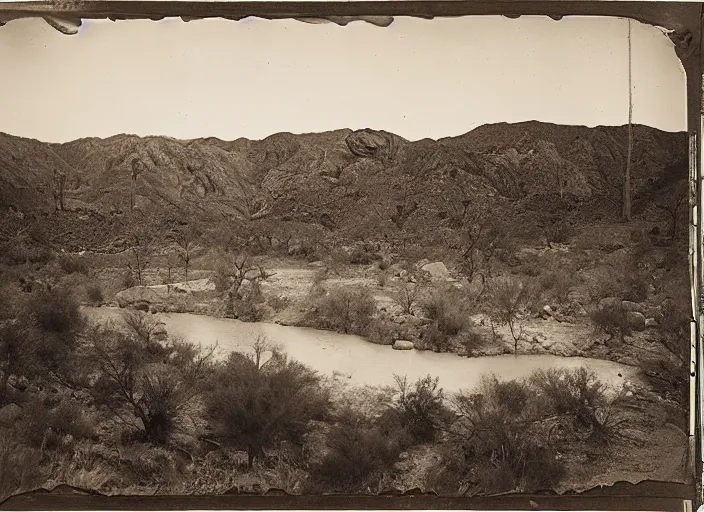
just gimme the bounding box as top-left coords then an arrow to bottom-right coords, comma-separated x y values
0,10 -> 694,501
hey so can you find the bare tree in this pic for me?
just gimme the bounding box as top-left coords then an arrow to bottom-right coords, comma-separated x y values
443,203 -> 506,282
486,276 -> 536,354
164,250 -> 180,284
655,179 -> 688,239
127,232 -> 151,286
122,310 -> 160,344
396,281 -> 420,316
214,252 -> 271,317
622,18 -> 633,222
170,225 -> 200,282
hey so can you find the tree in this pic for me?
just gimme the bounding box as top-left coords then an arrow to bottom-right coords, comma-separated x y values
163,250 -> 180,284
622,18 -> 633,222
213,251 -> 270,318
126,232 -> 151,286
88,324 -> 214,444
395,281 -> 420,316
170,224 -> 201,282
204,347 -> 329,469
443,203 -> 508,282
486,276 -> 536,353
655,179 -> 688,239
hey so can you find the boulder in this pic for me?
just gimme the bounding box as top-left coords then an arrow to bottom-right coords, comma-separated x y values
645,317 -> 659,329
599,297 -> 622,310
626,311 -> 646,331
392,340 -> 415,351
0,403 -> 22,427
421,262 -> 450,282
621,300 -> 644,313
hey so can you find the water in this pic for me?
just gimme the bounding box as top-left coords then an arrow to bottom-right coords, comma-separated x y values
84,307 -> 637,393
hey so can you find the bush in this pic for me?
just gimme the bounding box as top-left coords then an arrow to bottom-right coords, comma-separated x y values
58,254 -> 90,275
393,375 -> 445,443
364,317 -> 395,346
1,242 -> 53,266
544,222 -> 575,245
86,283 -> 104,304
461,327 -> 486,355
530,367 -> 625,444
204,349 -> 329,469
267,294 -> 292,312
486,276 -> 538,352
424,289 -> 468,337
313,286 -> 376,336
449,375 -> 565,494
348,246 -> 383,265
18,397 -> 95,450
0,437 -> 44,502
307,412 -> 403,493
590,303 -> 632,342
540,270 -> 574,305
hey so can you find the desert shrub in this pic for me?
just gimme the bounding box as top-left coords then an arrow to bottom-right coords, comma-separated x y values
85,283 -> 104,304
0,321 -> 41,404
204,349 -> 329,469
313,286 -> 376,336
395,281 -> 420,316
544,221 -> 575,245
26,288 -> 84,376
231,296 -> 264,322
18,397 -> 95,449
393,375 -> 445,443
89,326 -> 214,444
1,242 -> 53,266
307,411 -> 403,493
267,294 -> 292,312
461,327 -> 487,355
44,444 -> 114,491
376,271 -> 388,288
486,276 -> 538,353
0,437 -> 44,502
364,317 -> 395,346
424,288 -> 468,337
590,303 -> 632,342
122,310 -> 161,343
378,259 -> 391,271
540,270 -> 574,305
58,254 -> 90,275
449,375 -> 565,494
348,246 -> 382,265
123,445 -> 180,485
121,269 -> 136,289
530,367 -> 625,444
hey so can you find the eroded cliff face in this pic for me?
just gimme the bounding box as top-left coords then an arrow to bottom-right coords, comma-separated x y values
0,122 -> 687,243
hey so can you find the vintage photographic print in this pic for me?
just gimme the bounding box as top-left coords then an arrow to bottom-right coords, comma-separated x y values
0,12 -> 693,501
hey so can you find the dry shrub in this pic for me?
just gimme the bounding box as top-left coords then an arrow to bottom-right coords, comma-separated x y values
58,254 -> 90,275
0,437 -> 44,502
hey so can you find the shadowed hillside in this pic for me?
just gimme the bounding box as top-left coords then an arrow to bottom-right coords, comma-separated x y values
0,122 -> 687,248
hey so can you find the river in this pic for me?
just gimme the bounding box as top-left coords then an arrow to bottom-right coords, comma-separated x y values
83,307 -> 637,393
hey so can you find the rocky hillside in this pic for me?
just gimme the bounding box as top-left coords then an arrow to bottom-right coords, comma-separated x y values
0,122 -> 687,244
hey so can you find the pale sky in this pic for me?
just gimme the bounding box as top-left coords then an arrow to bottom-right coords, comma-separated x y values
0,14 -> 687,143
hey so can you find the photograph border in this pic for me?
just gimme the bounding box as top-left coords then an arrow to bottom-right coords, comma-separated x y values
0,2 -> 700,509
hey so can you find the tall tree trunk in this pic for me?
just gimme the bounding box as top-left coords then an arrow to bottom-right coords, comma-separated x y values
622,19 -> 633,222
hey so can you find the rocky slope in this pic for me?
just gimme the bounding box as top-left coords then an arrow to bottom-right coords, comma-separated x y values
0,122 -> 687,244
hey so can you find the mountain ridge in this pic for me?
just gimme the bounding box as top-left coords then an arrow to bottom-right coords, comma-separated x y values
0,121 -> 688,250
